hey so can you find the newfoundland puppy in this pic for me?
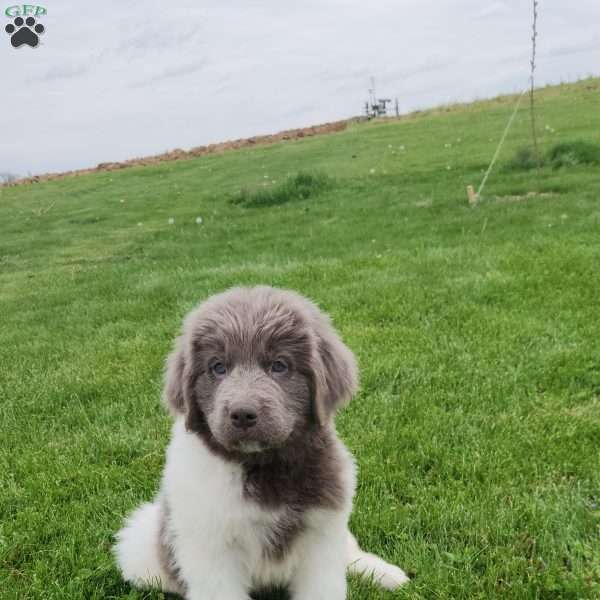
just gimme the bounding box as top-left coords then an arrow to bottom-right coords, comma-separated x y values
114,286 -> 408,599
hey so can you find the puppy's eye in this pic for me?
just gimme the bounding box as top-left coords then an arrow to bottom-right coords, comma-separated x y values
270,359 -> 288,374
211,361 -> 227,377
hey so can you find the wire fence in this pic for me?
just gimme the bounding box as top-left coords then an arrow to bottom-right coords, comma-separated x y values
473,0 -> 542,203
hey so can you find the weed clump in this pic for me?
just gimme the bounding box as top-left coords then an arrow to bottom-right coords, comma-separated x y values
231,171 -> 334,208
547,141 -> 600,168
506,140 -> 600,171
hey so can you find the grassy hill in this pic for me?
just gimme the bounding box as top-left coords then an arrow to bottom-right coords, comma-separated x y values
1,79 -> 599,599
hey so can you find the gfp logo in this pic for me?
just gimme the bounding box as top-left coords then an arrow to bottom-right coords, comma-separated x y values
4,5 -> 46,47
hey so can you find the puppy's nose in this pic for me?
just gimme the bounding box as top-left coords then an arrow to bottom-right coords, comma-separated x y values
230,407 -> 258,429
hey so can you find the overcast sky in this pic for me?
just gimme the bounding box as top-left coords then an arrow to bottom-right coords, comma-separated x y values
2,0 -> 599,177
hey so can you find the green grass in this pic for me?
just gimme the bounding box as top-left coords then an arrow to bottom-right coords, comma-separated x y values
1,78 -> 600,599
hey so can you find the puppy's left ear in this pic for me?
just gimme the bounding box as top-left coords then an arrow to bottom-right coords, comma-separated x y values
311,324 -> 359,426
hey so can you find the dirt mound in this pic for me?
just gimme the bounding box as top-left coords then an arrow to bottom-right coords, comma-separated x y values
5,118 -> 361,188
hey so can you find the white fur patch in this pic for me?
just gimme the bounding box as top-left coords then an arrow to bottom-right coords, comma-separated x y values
113,501 -> 180,593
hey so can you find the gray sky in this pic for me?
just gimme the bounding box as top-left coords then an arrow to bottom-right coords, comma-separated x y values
2,0 -> 599,177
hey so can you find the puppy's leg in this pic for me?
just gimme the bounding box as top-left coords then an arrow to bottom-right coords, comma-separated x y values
113,501 -> 181,594
175,535 -> 250,600
290,518 -> 348,600
186,575 -> 249,600
346,531 -> 409,589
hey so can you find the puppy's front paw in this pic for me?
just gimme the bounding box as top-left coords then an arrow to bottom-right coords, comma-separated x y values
377,563 -> 410,590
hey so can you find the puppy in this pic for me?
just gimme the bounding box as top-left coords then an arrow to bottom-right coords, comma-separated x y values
114,286 -> 408,599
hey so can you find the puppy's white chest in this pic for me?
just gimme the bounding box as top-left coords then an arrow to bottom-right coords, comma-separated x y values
163,420 -> 298,584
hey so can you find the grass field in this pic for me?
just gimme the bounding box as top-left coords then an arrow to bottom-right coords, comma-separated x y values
1,79 -> 600,599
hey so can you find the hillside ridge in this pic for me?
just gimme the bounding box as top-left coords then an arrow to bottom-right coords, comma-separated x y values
5,78 -> 598,188
5,118 -> 360,188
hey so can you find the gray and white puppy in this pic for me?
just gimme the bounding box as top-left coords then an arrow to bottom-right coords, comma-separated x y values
114,286 -> 408,599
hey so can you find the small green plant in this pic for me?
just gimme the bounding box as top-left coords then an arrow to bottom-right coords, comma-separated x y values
505,146 -> 545,171
230,171 -> 334,208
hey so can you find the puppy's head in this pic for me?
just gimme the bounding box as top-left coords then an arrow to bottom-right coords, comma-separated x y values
163,286 -> 358,454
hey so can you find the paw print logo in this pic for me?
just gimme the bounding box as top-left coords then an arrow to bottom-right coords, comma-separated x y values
5,16 -> 45,48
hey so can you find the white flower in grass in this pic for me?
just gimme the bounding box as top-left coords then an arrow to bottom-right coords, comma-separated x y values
369,168 -> 376,174
196,217 -> 203,225
446,165 -> 452,170
168,217 -> 175,225
137,222 -> 143,227
119,199 -> 125,203
399,145 -> 406,151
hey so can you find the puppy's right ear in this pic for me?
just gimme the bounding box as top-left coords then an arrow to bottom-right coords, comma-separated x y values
163,336 -> 187,416
162,332 -> 207,433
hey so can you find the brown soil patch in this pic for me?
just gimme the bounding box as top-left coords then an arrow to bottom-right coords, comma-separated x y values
493,191 -> 556,203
